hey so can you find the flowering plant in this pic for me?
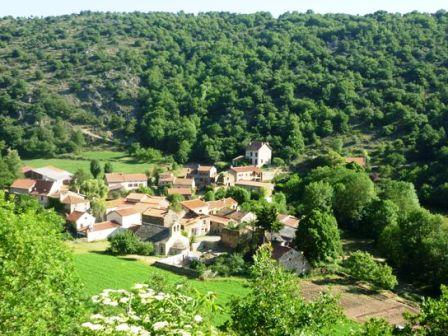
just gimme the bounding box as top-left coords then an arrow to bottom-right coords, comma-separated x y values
81,283 -> 221,335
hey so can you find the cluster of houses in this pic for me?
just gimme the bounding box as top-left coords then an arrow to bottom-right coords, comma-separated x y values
8,142 -> 366,273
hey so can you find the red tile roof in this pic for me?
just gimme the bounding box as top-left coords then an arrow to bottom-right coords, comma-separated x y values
345,157 -> 366,167
105,173 -> 147,183
10,178 -> 36,190
67,211 -> 87,222
181,199 -> 207,210
230,166 -> 262,173
277,214 -> 300,228
207,197 -> 238,210
167,187 -> 192,196
90,221 -> 120,231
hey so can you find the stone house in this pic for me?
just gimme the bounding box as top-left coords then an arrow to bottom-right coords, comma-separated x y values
229,166 -> 262,182
235,180 -> 275,196
245,141 -> 272,167
188,165 -> 218,189
10,178 -> 36,195
272,245 -> 310,275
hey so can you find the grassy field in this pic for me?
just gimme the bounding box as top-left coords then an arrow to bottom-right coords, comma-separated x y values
23,150 -> 153,174
68,241 -> 358,333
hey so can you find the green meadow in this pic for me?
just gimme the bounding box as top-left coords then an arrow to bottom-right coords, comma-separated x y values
23,150 -> 152,174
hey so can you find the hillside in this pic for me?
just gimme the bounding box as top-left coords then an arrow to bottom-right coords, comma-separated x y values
1,11 -> 448,206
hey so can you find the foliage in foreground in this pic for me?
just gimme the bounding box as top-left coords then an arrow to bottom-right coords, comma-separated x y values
343,251 -> 398,290
81,283 -> 220,335
0,192 -> 85,335
228,244 -> 345,335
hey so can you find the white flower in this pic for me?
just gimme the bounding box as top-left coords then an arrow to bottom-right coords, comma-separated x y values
115,323 -> 130,331
90,313 -> 104,320
120,297 -> 130,303
133,283 -> 148,289
194,315 -> 203,323
129,325 -> 144,334
82,322 -> 104,330
154,294 -> 165,301
178,330 -> 191,336
153,321 -> 169,330
91,295 -> 100,303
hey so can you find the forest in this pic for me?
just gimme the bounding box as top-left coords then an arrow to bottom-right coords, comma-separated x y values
0,11 -> 448,208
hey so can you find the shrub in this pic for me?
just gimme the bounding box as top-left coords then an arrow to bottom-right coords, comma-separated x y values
211,253 -> 247,276
108,230 -> 153,256
343,251 -> 398,290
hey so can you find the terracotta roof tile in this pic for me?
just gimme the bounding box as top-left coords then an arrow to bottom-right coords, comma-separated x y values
90,221 -> 120,231
167,187 -> 192,196
67,211 -> 87,222
11,178 -> 36,190
230,166 -> 262,173
105,173 -> 147,183
181,199 -> 207,210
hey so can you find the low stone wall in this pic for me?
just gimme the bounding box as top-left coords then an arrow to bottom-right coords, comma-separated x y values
153,260 -> 200,277
153,252 -> 200,277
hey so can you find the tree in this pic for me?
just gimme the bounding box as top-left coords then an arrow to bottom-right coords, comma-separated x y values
405,285 -> 448,336
378,180 -> 420,213
0,149 -> 21,188
229,244 -> 344,335
226,186 -> 250,205
301,181 -> 334,215
255,203 -> 282,236
295,210 -> 342,265
334,172 -> 375,228
108,231 -> 154,256
69,168 -> 90,193
90,198 -> 106,220
0,192 -> 85,335
80,179 -> 108,200
360,199 -> 399,240
103,162 -> 113,173
343,251 -> 398,290
203,190 -> 215,201
89,159 -> 101,178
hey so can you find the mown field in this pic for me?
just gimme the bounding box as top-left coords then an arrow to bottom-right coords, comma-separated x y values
23,150 -> 152,174
68,241 -> 358,333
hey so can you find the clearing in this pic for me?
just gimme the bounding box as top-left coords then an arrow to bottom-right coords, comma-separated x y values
23,150 -> 153,174
301,275 -> 419,326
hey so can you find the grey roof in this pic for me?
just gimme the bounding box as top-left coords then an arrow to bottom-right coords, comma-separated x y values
246,141 -> 272,151
278,225 -> 297,240
132,224 -> 170,243
33,167 -> 72,181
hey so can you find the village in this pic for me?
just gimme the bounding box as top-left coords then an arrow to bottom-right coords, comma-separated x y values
8,141 -> 320,273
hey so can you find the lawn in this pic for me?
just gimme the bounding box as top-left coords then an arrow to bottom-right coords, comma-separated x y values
69,241 -> 358,333
69,241 -> 248,325
23,150 -> 153,174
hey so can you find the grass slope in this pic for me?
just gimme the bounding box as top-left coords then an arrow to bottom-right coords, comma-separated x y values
23,150 -> 152,174
70,241 -> 357,333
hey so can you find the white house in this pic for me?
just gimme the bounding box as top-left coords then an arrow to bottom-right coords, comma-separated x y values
245,141 -> 272,167
105,173 -> 147,191
106,208 -> 142,228
181,199 -> 209,216
59,191 -> 90,213
85,221 -> 121,242
67,211 -> 96,231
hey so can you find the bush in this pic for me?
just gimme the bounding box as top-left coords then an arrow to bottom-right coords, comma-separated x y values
343,251 -> 398,290
108,230 -> 153,256
211,253 -> 247,276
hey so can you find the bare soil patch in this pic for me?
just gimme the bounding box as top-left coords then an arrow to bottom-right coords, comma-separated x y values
301,275 -> 419,326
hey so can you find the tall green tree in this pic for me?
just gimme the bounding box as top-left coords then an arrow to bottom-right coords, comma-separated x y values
0,192 -> 85,335
295,210 -> 342,265
89,159 -> 101,178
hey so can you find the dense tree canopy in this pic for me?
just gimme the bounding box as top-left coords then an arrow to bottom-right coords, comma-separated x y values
0,193 -> 85,335
1,11 -> 448,207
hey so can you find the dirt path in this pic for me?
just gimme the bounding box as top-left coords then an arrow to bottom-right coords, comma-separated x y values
300,276 -> 419,326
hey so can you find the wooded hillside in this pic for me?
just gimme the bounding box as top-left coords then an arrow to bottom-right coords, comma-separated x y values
1,11 -> 448,206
